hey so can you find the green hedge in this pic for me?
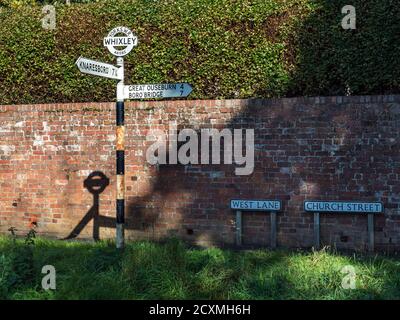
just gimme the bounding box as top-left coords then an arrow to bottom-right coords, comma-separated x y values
0,0 -> 398,104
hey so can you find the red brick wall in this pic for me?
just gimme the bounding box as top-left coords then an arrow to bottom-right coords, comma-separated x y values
0,95 -> 399,251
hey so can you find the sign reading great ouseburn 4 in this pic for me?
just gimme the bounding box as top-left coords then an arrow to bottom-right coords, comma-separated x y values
124,83 -> 193,100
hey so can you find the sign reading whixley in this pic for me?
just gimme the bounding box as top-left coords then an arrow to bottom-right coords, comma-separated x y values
230,199 -> 281,211
103,26 -> 138,57
304,201 -> 383,213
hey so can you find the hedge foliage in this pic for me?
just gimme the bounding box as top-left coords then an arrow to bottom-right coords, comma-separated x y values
0,0 -> 398,104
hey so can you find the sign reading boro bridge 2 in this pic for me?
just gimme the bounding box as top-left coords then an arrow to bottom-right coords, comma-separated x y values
75,26 -> 193,249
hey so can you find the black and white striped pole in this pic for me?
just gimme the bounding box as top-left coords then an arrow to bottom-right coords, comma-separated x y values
77,27 -> 192,249
76,27 -> 138,249
116,56 -> 125,249
103,27 -> 138,249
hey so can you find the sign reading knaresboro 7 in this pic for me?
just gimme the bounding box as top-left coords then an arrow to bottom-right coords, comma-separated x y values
75,56 -> 122,80
124,83 -> 193,100
103,26 -> 138,57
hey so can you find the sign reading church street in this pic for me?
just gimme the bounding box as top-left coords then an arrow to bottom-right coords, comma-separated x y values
304,201 -> 383,213
75,56 -> 122,80
230,199 -> 281,211
124,83 -> 193,100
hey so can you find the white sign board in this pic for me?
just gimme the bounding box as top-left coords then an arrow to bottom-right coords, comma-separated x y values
124,83 -> 193,100
304,201 -> 383,213
104,26 -> 138,57
75,56 -> 122,80
230,199 -> 281,211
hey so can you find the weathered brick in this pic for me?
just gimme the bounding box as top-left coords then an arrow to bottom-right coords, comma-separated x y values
0,96 -> 399,250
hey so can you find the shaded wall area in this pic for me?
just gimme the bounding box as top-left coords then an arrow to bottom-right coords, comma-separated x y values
0,95 -> 399,251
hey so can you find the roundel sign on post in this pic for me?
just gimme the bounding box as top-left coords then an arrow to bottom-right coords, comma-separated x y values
103,26 -> 138,57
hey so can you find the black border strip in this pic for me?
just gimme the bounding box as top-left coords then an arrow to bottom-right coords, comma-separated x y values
116,199 -> 125,223
116,101 -> 124,126
116,150 -> 125,174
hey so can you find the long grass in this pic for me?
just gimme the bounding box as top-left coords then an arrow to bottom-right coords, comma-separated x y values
1,236 -> 400,300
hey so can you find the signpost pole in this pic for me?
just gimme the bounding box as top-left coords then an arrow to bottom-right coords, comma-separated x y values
236,210 -> 242,246
270,211 -> 277,249
314,212 -> 320,250
116,57 -> 125,249
367,213 -> 374,252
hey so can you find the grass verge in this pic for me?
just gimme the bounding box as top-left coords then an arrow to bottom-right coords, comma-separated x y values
1,235 -> 400,299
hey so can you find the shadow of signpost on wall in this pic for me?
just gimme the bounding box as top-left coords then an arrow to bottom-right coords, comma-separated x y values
65,171 -> 114,240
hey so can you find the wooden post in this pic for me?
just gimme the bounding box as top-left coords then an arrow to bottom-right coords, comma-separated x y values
270,212 -> 277,249
314,212 -> 320,250
236,210 -> 242,246
367,213 -> 374,252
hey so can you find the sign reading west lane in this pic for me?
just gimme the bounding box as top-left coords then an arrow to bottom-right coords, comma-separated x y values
230,199 -> 281,211
124,83 -> 193,100
75,56 -> 122,80
304,201 -> 383,213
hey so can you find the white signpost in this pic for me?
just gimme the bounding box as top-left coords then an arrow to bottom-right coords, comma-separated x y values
304,201 -> 383,252
76,26 -> 193,249
124,83 -> 193,100
230,199 -> 281,248
75,56 -> 122,80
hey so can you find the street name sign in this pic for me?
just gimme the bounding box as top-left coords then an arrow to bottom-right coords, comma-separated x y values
230,199 -> 281,211
124,83 -> 193,100
75,56 -> 122,80
231,199 -> 281,248
104,26 -> 138,57
305,200 -> 384,252
304,201 -> 383,213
